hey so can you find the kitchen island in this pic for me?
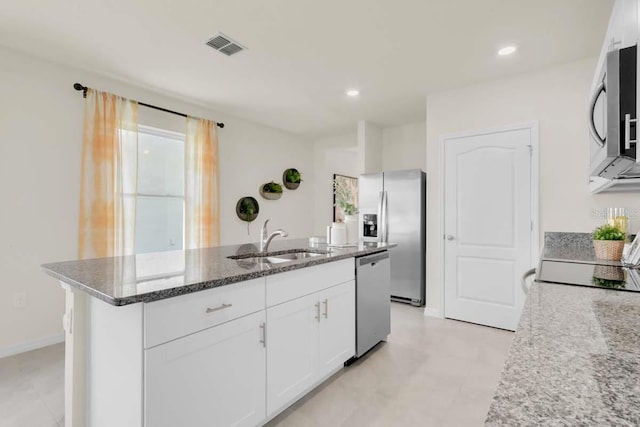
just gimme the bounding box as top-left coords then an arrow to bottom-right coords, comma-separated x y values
486,232 -> 640,426
42,239 -> 392,427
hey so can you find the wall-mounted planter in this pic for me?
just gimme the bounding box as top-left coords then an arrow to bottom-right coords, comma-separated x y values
236,196 -> 259,222
283,168 -> 302,190
259,181 -> 283,200
236,197 -> 259,235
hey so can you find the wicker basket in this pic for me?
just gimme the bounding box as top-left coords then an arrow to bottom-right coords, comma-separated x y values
593,264 -> 625,281
593,240 -> 625,261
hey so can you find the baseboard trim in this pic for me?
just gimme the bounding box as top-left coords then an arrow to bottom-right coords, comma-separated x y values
423,307 -> 444,318
0,332 -> 65,358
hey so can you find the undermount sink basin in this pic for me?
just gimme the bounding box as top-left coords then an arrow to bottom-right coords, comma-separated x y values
228,250 -> 326,265
269,252 -> 323,261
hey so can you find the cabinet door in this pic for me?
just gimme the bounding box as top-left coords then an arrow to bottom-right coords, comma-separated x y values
266,293 -> 319,416
605,0 -> 638,52
145,311 -> 266,427
318,281 -> 355,378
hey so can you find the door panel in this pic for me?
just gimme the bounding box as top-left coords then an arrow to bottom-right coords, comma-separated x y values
144,311 -> 266,427
444,128 -> 532,331
457,148 -> 515,248
318,281 -> 355,377
266,294 -> 319,416
457,257 -> 515,306
383,169 -> 425,302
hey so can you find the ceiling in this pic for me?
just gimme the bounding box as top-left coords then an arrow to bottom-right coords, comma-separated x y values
0,0 -> 614,138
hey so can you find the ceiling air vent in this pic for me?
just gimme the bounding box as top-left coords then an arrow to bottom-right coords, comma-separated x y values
206,33 -> 246,56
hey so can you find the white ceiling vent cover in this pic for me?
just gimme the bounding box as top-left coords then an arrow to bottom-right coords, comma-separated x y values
206,33 -> 246,56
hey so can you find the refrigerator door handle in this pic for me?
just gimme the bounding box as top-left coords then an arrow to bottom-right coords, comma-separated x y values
377,191 -> 384,243
382,190 -> 388,243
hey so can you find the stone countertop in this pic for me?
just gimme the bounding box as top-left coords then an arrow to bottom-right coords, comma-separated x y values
42,239 -> 393,306
485,281 -> 640,426
542,231 -> 623,266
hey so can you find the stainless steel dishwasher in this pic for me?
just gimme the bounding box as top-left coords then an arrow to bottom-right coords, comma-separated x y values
355,251 -> 391,358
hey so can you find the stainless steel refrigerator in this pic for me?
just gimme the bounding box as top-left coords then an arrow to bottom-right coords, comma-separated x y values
358,169 -> 426,306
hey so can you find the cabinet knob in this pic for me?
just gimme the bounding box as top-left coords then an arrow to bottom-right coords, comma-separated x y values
446,235 -> 455,241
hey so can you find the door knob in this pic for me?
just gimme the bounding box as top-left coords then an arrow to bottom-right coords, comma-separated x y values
446,235 -> 455,241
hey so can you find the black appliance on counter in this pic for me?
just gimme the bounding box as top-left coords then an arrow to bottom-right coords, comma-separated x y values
536,260 -> 640,292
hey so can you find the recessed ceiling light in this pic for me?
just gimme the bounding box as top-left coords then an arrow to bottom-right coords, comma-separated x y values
346,89 -> 360,97
498,46 -> 517,56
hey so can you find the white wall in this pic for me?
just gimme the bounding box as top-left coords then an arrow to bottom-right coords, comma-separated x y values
382,121 -> 426,171
0,46 -> 313,354
312,132 -> 357,235
357,120 -> 383,174
425,57 -> 640,315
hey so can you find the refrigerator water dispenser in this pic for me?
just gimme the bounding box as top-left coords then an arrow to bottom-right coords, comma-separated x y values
363,214 -> 377,238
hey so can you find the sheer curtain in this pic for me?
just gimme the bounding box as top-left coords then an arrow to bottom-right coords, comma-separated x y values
78,89 -> 138,259
185,117 -> 220,249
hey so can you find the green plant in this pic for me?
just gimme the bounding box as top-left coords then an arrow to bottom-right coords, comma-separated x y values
262,181 -> 283,193
333,178 -> 358,215
239,198 -> 256,215
592,224 -> 625,241
285,169 -> 302,183
591,276 -> 626,289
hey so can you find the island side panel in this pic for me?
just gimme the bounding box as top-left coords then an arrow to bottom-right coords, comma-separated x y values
60,282 -> 87,427
88,297 -> 144,427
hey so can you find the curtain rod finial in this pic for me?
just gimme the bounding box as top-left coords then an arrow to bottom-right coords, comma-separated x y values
217,122 -> 224,129
73,83 -> 88,98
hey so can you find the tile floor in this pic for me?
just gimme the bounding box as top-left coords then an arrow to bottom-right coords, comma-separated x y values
0,342 -> 64,427
0,303 -> 513,427
266,304 -> 514,426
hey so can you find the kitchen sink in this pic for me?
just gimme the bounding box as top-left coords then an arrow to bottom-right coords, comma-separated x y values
228,250 -> 326,265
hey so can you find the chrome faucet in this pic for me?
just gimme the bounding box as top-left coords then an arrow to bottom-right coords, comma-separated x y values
260,219 -> 288,252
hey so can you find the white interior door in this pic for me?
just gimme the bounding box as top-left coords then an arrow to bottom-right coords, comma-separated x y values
444,126 -> 534,331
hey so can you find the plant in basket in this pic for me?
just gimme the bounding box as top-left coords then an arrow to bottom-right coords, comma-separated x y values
592,224 -> 625,261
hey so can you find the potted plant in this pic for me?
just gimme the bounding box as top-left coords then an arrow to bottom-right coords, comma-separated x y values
592,224 -> 625,260
236,197 -> 259,235
283,168 -> 302,190
259,181 -> 283,200
333,178 -> 358,244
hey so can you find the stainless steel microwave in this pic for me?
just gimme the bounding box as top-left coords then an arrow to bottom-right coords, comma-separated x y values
589,45 -> 637,181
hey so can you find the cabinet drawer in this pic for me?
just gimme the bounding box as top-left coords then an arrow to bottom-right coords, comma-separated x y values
144,278 -> 265,348
266,259 -> 354,307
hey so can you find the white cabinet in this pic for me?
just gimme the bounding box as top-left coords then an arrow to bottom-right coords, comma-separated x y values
592,0 -> 638,89
266,293 -> 320,415
145,311 -> 266,427
266,280 -> 356,417
318,281 -> 356,378
144,278 -> 265,348
84,258 -> 357,427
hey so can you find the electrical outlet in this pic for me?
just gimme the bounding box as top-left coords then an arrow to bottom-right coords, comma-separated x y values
13,292 -> 26,308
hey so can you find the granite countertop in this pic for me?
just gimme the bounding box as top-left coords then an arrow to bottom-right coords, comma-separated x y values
485,281 -> 640,426
42,239 -> 393,306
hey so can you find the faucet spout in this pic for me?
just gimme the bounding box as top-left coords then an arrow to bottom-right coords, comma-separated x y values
259,219 -> 288,252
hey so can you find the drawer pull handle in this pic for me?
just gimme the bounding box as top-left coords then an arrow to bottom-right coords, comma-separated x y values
323,299 -> 328,318
206,303 -> 232,314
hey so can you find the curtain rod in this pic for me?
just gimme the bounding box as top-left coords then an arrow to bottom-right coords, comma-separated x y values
73,83 -> 225,129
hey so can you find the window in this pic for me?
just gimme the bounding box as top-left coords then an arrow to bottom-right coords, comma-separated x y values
124,125 -> 186,254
